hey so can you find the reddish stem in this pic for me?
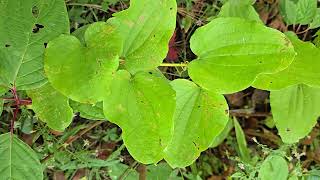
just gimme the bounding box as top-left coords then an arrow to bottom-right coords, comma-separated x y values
9,87 -> 20,135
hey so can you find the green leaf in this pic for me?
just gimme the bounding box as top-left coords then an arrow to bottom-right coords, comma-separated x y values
270,84 -> 320,144
108,163 -> 139,180
234,118 -> 251,163
0,133 -> 43,180
211,118 -> 233,148
103,70 -> 175,164
164,79 -> 229,168
147,163 -> 182,180
258,155 -> 288,180
0,98 -> 3,116
279,0 -> 298,25
0,0 -> 69,90
45,22 -> 122,103
188,17 -> 295,94
280,0 -> 317,25
254,32 -> 320,90
108,0 -> 177,74
310,9 -> 320,29
296,0 -> 317,25
69,100 -> 105,120
27,83 -> 73,131
218,0 -> 262,23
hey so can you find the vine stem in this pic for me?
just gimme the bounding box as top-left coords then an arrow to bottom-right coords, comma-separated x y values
159,63 -> 188,67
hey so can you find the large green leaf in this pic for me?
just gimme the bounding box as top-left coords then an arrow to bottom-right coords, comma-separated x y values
69,100 -> 105,120
108,0 -> 177,74
188,17 -> 295,94
279,0 -> 317,25
0,0 -> 69,90
103,70 -> 175,164
270,84 -> 320,144
254,32 -> 320,90
164,79 -> 229,168
258,155 -> 288,180
27,83 -> 73,131
45,22 -> 122,103
218,0 -> 262,23
310,9 -> 320,29
0,133 -> 43,180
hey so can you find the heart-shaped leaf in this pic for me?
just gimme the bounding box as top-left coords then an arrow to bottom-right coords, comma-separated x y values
188,17 -> 295,94
270,84 -> 320,144
254,32 -> 320,90
164,79 -> 229,168
27,83 -> 73,131
103,70 -> 175,164
258,155 -> 288,180
0,0 -> 69,90
0,133 -> 43,180
45,22 -> 122,103
108,0 -> 177,74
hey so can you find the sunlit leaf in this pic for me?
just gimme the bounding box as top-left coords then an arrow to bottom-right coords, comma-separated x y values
188,17 -> 295,94
103,70 -> 175,164
45,22 -> 122,103
27,83 -> 73,131
108,0 -> 177,74
254,32 -> 320,90
163,79 -> 228,167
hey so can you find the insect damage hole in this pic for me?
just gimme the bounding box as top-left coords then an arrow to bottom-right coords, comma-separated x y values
32,24 -> 44,33
5,44 -> 10,48
32,6 -> 39,18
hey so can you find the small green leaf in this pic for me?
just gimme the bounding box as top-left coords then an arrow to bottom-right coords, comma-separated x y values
103,70 -> 175,164
0,0 -> 69,90
296,0 -> 317,25
270,84 -> 320,144
27,83 -> 73,131
108,163 -> 139,180
280,0 -> 298,25
164,79 -> 229,168
188,17 -> 295,94
211,118 -> 233,148
147,163 -> 182,180
69,100 -> 105,120
234,118 -> 251,163
108,0 -> 177,74
0,133 -> 43,180
218,0 -> 262,23
254,32 -> 320,90
310,9 -> 320,29
280,0 -> 317,25
45,22 -> 122,103
258,155 -> 288,180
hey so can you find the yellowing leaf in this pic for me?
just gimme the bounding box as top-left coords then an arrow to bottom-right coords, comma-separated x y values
108,0 -> 177,74
45,22 -> 122,103
254,32 -> 320,90
103,70 -> 175,164
164,79 -> 229,168
28,83 -> 73,131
